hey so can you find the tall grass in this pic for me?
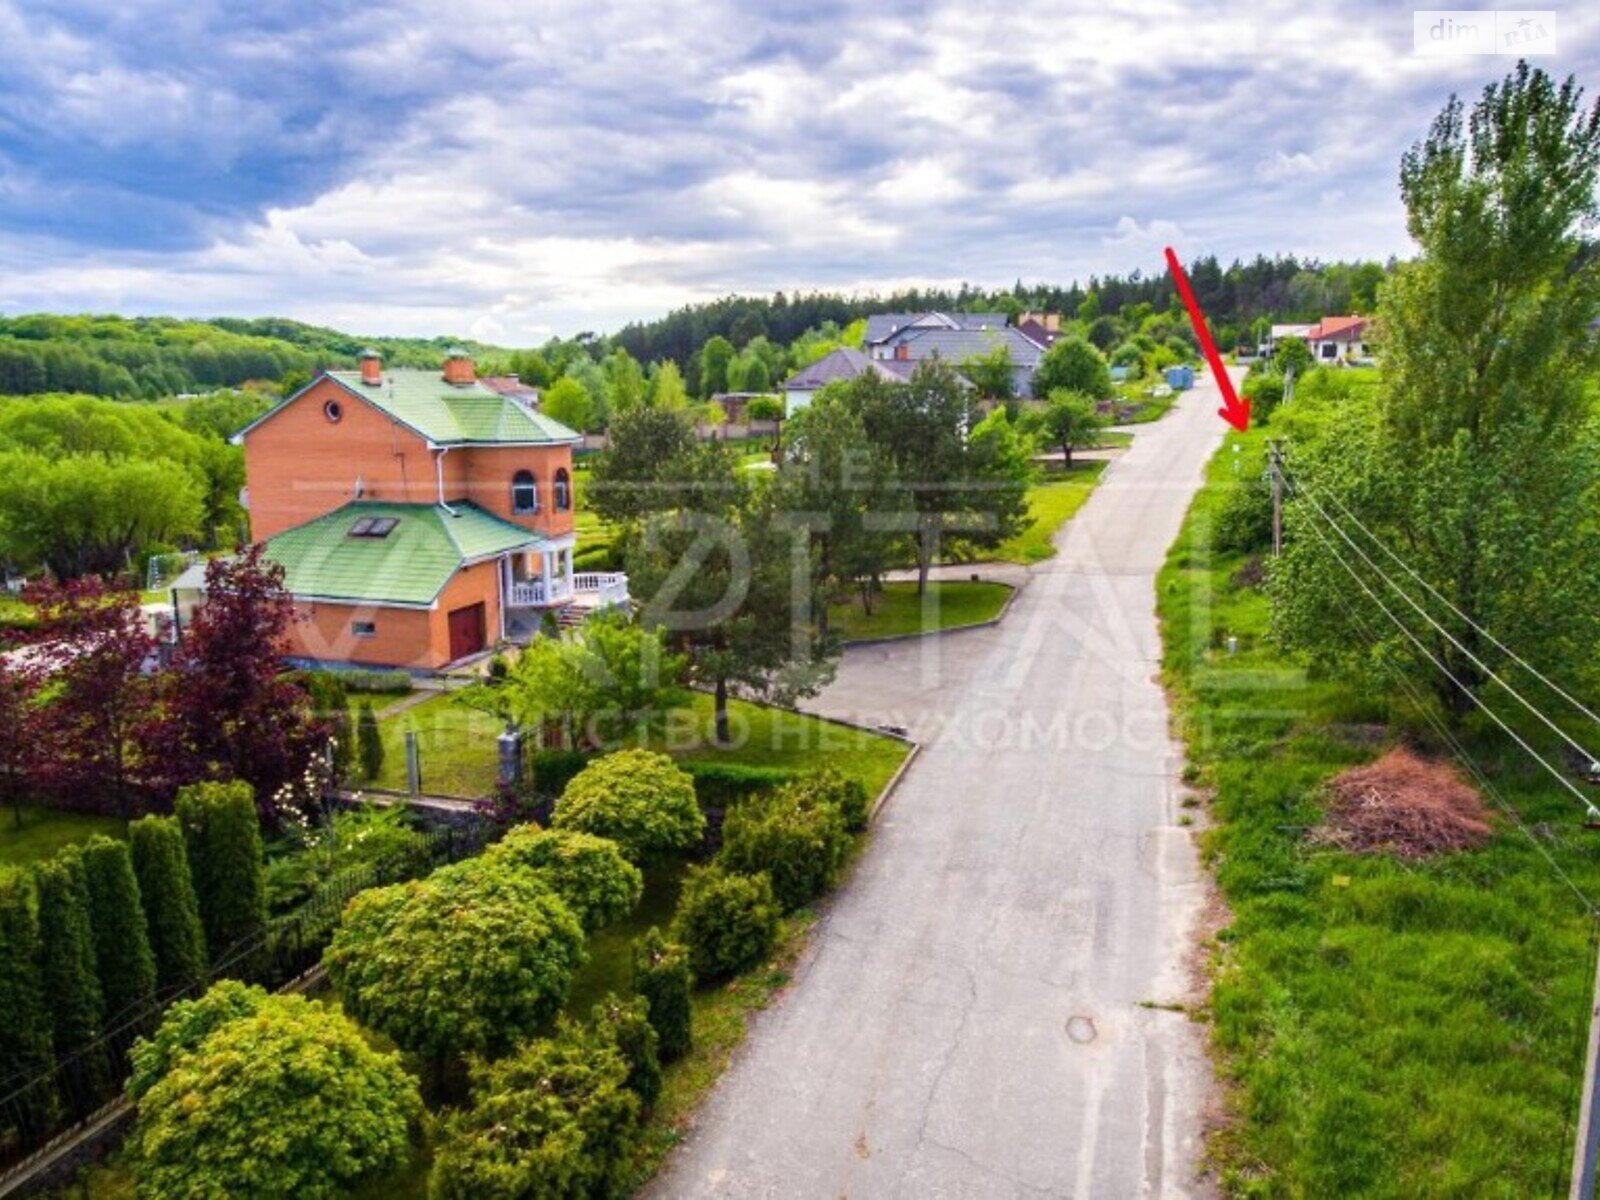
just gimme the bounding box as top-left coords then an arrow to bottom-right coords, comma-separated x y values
1160,427 -> 1600,1197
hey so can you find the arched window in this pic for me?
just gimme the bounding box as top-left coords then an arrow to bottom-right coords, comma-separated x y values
554,468 -> 571,512
511,469 -> 538,514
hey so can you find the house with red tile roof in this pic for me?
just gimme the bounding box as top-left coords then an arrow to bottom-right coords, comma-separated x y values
1303,315 -> 1374,365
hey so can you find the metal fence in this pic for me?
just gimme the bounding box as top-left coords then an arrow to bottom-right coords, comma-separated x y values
0,821 -> 490,1175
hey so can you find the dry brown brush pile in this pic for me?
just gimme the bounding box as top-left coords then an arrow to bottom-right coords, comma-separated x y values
1310,747 -> 1494,860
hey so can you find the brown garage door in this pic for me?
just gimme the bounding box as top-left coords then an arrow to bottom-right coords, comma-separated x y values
446,602 -> 486,661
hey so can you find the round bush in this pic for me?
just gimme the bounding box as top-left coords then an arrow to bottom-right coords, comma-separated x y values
671,866 -> 779,982
632,928 -> 693,1063
553,749 -> 705,863
488,826 -> 643,931
128,984 -> 419,1200
429,1027 -> 640,1200
326,859 -> 586,1060
720,790 -> 849,912
791,766 -> 871,833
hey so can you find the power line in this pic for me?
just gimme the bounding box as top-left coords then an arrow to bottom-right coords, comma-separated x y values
1289,492 -> 1600,821
1295,509 -> 1600,915
1287,471 -> 1600,780
1298,470 -> 1600,735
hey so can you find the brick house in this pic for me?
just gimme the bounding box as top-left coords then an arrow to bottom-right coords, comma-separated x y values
233,349 -> 624,670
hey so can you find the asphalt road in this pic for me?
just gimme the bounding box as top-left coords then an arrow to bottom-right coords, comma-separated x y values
649,375 -> 1231,1199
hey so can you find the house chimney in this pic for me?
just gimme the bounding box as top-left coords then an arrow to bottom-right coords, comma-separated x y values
894,342 -> 910,361
442,347 -> 475,385
358,348 -> 382,386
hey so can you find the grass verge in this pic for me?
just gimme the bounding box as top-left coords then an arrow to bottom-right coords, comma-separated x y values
828,580 -> 1011,641
995,461 -> 1107,564
1159,425 -> 1600,1196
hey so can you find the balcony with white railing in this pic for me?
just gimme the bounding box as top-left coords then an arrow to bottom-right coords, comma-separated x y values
572,572 -> 630,608
506,571 -> 629,609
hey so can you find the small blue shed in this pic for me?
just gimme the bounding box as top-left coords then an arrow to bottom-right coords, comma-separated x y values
1164,364 -> 1195,391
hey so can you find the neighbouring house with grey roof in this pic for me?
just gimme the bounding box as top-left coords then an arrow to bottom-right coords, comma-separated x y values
862,311 -> 1010,351
872,324 -> 1048,397
778,345 -> 978,414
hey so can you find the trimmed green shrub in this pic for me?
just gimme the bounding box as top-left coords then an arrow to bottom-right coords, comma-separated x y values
719,787 -> 850,911
429,1024 -> 640,1200
357,702 -> 384,783
681,762 -> 798,809
175,781 -> 266,967
127,980 -> 267,1100
129,815 -> 208,993
671,866 -> 779,982
592,994 -> 661,1111
631,927 -> 693,1063
487,826 -> 642,931
554,749 -> 705,863
530,748 -> 593,797
0,868 -> 58,1137
340,669 -> 413,694
329,802 -> 431,883
128,983 -> 419,1199
790,766 -> 871,833
34,850 -> 110,1111
326,858 -> 586,1061
80,836 -> 156,1026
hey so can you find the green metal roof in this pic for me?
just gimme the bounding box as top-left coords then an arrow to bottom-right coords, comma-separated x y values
262,501 -> 544,607
237,369 -> 582,447
325,370 -> 581,445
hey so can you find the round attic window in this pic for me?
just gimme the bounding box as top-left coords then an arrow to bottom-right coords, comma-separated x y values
324,399 -> 343,423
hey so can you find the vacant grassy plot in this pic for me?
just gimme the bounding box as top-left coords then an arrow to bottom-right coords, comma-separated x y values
1160,427 -> 1600,1196
0,805 -> 125,867
370,688 -> 908,801
994,461 -> 1107,563
828,580 -> 1010,641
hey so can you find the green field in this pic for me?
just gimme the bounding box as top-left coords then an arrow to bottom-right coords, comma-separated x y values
828,580 -> 1010,641
0,806 -> 125,868
1160,427 -> 1600,1196
368,689 -> 908,802
994,462 -> 1107,563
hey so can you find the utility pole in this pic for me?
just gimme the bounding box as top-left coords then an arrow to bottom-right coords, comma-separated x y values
1572,923 -> 1600,1199
1268,440 -> 1284,558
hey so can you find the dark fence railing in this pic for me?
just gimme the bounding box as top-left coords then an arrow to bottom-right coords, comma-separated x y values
0,821 -> 491,1176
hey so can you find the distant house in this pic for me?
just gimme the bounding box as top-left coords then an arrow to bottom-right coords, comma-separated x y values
1265,323 -> 1313,356
862,311 -> 1010,359
779,348 -> 904,413
1303,316 -> 1374,365
478,374 -> 542,407
1016,312 -> 1064,347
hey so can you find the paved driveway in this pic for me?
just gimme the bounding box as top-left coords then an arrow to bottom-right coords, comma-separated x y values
649,376 -> 1231,1199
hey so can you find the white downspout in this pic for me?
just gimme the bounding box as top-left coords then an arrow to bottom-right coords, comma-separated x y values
434,448 -> 458,516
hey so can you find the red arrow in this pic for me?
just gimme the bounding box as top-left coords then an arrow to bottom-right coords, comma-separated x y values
1164,246 -> 1249,431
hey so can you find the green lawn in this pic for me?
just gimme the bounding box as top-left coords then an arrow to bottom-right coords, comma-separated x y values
828,580 -> 1010,641
368,689 -> 909,802
0,806 -> 125,868
994,461 -> 1107,563
1160,426 -> 1600,1196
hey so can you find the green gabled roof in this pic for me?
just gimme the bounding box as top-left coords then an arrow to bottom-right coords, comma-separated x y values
235,369 -> 583,447
325,370 -> 581,445
262,501 -> 543,607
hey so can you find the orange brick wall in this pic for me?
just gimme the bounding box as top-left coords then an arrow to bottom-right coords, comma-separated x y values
281,557 -> 503,669
244,378 -> 464,541
462,446 -> 576,538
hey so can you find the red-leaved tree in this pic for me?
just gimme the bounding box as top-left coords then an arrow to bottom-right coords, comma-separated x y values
26,577 -> 157,817
149,547 -> 326,814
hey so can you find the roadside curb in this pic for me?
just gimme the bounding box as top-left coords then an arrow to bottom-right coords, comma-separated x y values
841,578 -> 1023,648
868,740 -> 922,823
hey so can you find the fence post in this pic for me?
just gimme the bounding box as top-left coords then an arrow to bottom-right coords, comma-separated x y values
405,732 -> 421,797
497,729 -> 523,790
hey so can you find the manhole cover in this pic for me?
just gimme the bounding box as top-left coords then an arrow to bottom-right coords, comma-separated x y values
1066,1015 -> 1097,1044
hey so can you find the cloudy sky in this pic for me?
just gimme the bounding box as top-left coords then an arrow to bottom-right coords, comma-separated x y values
0,1 -> 1596,344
